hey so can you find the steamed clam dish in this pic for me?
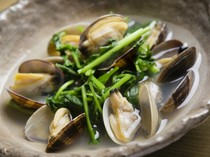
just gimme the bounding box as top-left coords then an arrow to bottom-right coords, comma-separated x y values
6,14 -> 200,152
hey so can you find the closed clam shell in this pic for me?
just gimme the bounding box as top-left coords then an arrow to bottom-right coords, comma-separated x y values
46,113 -> 86,152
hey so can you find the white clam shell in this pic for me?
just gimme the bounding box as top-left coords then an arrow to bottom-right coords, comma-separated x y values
103,96 -> 141,145
24,105 -> 54,143
138,80 -> 161,136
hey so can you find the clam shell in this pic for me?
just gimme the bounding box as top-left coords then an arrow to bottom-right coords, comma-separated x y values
157,47 -> 196,83
138,80 -> 161,136
146,21 -> 167,49
7,88 -> 44,109
24,105 -> 54,143
103,90 -> 141,145
79,14 -> 128,57
46,113 -> 86,152
17,59 -> 64,94
152,39 -> 183,59
48,35 -> 80,56
160,70 -> 195,113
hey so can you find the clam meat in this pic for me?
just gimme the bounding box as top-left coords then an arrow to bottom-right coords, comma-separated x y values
79,14 -> 128,56
7,59 -> 64,109
46,109 -> 86,152
103,89 -> 141,144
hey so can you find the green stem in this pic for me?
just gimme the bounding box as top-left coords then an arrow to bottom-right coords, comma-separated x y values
71,49 -> 82,68
103,74 -> 132,99
55,80 -> 74,99
91,76 -> 105,90
81,85 -> 98,144
89,82 -> 102,114
78,26 -> 150,74
98,67 -> 119,84
56,64 -> 77,75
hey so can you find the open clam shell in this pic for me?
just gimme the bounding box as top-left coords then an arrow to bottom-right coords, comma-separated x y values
157,47 -> 196,83
7,88 -> 44,109
79,14 -> 128,57
46,112 -> 86,152
47,22 -> 87,57
8,59 -> 64,109
24,105 -> 54,143
152,39 -> 183,59
19,59 -> 64,85
103,90 -> 141,145
160,70 -> 195,113
145,21 -> 167,49
138,80 -> 161,137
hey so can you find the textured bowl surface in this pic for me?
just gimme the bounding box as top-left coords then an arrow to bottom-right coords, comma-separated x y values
0,0 -> 210,157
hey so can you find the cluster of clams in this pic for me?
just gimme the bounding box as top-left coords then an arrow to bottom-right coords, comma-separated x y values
7,14 -> 198,151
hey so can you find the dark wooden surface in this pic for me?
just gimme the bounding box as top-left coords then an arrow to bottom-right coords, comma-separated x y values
146,117 -> 210,157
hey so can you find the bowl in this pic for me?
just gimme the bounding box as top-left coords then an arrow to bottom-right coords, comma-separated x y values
0,0 -> 210,156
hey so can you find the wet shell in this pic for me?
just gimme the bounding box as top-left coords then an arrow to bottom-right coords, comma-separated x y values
18,59 -> 64,88
160,70 -> 195,113
103,90 -> 141,145
152,39 -> 183,59
46,113 -> 86,152
24,105 -> 54,143
157,47 -> 196,83
138,80 -> 161,136
7,88 -> 44,109
145,21 -> 167,49
79,14 -> 128,57
48,35 -> 80,56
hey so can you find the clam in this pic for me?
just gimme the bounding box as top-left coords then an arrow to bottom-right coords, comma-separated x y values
48,34 -> 80,56
138,80 -> 161,136
25,105 -> 54,143
47,22 -> 89,56
103,89 -> 141,144
43,56 -> 64,64
13,59 -> 64,95
97,43 -> 137,71
145,21 -> 167,49
160,70 -> 195,113
79,14 -> 128,57
152,39 -> 183,59
25,106 -> 86,152
152,39 -> 183,68
157,47 -> 196,83
7,88 -> 44,109
46,109 -> 86,152
8,59 -> 64,109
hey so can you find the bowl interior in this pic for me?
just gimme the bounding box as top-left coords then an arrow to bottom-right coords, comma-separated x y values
0,0 -> 210,156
